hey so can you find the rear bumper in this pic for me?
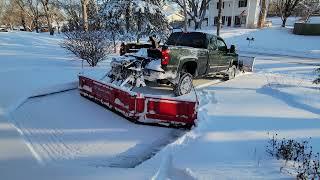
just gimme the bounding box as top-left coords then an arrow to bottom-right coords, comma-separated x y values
144,69 -> 178,81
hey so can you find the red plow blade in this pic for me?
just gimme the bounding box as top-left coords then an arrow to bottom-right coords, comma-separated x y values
79,76 -> 197,128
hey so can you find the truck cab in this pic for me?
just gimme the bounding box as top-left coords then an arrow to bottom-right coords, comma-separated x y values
164,32 -> 238,78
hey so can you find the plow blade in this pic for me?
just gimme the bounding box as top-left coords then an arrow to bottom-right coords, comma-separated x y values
79,76 -> 197,128
238,55 -> 255,72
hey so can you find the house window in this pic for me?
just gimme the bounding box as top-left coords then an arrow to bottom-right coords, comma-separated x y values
241,16 -> 247,24
204,18 -> 209,26
234,16 -> 241,26
216,2 -> 225,9
238,0 -> 247,7
214,17 -> 225,26
214,16 -> 218,25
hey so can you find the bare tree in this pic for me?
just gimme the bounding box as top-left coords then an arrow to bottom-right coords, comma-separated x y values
275,0 -> 302,27
216,0 -> 222,36
0,0 -> 5,20
87,0 -> 100,30
1,0 -> 44,30
81,0 -> 89,31
298,0 -> 320,22
26,0 -> 41,33
172,0 -> 211,30
14,0 -> 31,31
1,2 -> 18,28
41,0 -> 54,35
61,30 -> 113,67
57,0 -> 82,31
51,3 -> 65,33
1,0 -> 35,31
183,0 -> 187,31
124,0 -> 131,32
258,0 -> 269,28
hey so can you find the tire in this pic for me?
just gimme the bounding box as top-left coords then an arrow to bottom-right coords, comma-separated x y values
226,65 -> 236,80
173,73 -> 193,96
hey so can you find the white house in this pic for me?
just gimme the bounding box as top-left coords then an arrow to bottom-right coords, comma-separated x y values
189,0 -> 261,28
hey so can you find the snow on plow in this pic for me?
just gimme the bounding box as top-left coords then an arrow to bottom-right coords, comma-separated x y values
79,75 -> 197,128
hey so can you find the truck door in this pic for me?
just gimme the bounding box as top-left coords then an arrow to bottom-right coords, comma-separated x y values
197,49 -> 209,76
208,36 -> 220,73
216,38 -> 232,71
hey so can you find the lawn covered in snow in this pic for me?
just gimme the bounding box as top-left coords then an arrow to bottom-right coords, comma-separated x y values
197,17 -> 320,59
0,23 -> 320,179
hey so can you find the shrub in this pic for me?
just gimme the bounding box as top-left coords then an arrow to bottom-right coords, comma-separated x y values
267,133 -> 320,179
61,30 -> 113,67
314,67 -> 320,84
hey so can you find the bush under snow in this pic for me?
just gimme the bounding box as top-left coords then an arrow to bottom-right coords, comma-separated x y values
61,30 -> 114,67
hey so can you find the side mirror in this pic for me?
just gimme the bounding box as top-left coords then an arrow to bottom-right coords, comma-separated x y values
230,45 -> 236,53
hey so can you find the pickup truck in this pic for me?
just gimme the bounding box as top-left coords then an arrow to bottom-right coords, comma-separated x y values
115,32 -> 240,96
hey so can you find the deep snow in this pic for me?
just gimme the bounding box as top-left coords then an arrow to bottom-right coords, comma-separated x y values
0,23 -> 320,179
146,72 -> 320,179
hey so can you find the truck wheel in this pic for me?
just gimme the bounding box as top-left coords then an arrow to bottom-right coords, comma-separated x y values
173,73 -> 193,96
226,65 -> 236,80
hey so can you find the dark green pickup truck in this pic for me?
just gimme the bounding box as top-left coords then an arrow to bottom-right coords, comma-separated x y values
118,32 -> 240,96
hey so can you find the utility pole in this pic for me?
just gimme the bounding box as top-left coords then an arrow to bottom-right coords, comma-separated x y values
183,0 -> 188,32
217,0 -> 222,36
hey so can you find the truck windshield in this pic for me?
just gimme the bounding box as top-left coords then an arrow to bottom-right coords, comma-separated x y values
166,32 -> 207,49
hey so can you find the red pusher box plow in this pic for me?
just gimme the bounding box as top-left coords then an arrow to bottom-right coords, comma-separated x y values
78,75 -> 198,128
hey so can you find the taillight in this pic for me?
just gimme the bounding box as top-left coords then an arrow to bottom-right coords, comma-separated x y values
161,49 -> 170,65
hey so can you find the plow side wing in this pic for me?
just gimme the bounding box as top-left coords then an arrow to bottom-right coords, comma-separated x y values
238,55 -> 255,72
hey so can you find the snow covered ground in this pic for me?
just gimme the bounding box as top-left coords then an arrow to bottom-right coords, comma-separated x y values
0,23 -> 320,179
147,71 -> 320,179
197,16 -> 320,59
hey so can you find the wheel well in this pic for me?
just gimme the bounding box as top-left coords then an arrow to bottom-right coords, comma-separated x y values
182,61 -> 197,76
231,60 -> 237,66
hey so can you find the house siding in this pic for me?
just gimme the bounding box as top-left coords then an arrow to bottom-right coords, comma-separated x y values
188,0 -> 260,28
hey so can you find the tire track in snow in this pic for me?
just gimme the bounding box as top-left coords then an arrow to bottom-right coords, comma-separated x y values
10,99 -> 82,164
19,106 -> 57,163
10,109 -> 48,164
96,129 -> 185,168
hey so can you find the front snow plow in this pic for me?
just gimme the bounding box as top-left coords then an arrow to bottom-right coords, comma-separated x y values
238,55 -> 255,72
79,75 -> 197,128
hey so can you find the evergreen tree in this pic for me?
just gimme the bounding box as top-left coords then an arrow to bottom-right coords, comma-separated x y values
100,0 -> 170,42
